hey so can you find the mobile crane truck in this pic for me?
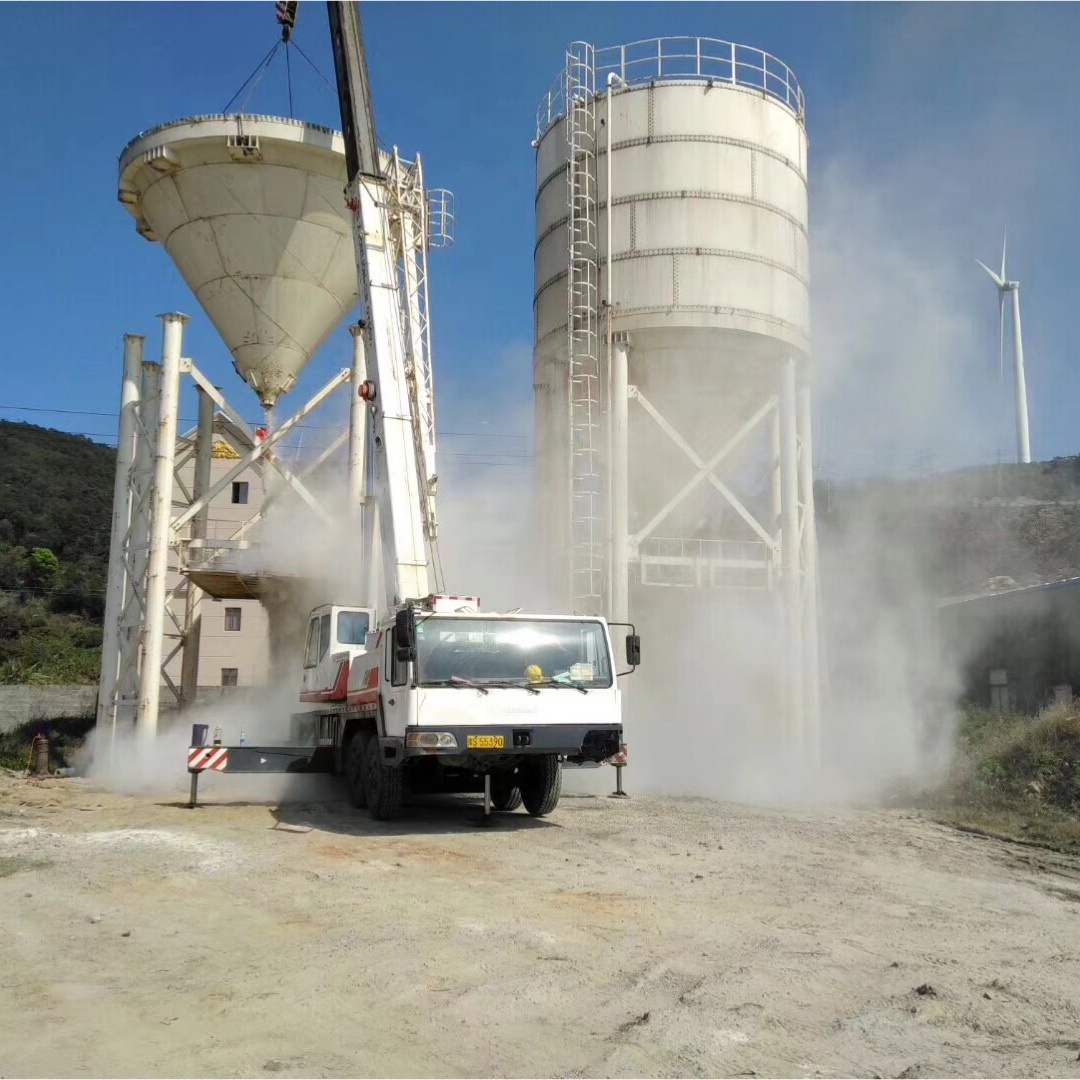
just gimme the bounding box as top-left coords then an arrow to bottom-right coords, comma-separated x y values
186,1 -> 639,820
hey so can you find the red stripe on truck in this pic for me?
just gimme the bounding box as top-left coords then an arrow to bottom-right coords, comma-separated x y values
346,665 -> 380,707
299,659 -> 350,703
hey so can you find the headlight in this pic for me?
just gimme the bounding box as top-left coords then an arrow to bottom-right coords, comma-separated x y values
406,731 -> 458,749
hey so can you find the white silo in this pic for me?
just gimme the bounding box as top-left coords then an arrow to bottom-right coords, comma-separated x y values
102,113 -> 447,740
118,115 -> 358,410
534,38 -> 820,758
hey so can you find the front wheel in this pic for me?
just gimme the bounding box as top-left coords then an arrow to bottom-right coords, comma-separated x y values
363,735 -> 404,821
490,769 -> 523,812
520,755 -> 562,817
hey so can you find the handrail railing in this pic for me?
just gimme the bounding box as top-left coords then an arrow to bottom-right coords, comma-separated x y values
535,35 -> 804,140
636,536 -> 771,565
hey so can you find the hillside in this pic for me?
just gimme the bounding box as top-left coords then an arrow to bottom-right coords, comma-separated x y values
0,421 -> 115,684
3,416 -> 1080,687
816,456 -> 1080,598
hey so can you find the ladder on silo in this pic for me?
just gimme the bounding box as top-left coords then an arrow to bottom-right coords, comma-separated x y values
565,42 -> 603,615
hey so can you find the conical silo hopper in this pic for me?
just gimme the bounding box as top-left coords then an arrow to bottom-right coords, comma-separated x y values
118,114 -> 357,408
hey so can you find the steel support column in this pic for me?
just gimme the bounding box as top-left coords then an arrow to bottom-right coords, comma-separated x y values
116,359 -> 160,725
180,385 -> 214,707
796,375 -> 821,761
98,334 -> 144,744
137,313 -> 186,739
610,339 -> 630,623
779,356 -> 803,748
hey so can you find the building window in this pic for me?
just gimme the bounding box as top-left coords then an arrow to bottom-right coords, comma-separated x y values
231,481 -> 249,505
224,607 -> 242,632
221,668 -> 238,687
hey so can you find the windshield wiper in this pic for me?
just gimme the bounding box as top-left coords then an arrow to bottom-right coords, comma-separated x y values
486,680 -> 541,695
439,676 -> 489,695
536,679 -> 588,694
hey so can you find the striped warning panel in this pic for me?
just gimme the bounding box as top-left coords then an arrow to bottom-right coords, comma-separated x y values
188,746 -> 228,772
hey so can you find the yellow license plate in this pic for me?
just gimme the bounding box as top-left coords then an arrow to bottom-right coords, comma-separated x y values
467,734 -> 505,750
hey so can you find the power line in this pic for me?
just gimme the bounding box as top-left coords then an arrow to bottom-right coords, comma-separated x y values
0,404 -> 117,418
0,404 -> 529,440
5,429 -> 532,461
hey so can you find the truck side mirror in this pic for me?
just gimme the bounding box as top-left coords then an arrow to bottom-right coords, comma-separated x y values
394,607 -> 416,662
625,633 -> 641,667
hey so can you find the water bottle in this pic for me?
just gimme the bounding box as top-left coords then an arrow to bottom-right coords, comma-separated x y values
239,731 -> 247,747
213,724 -> 223,747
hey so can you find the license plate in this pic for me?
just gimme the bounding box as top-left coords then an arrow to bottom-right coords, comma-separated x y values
467,734 -> 505,750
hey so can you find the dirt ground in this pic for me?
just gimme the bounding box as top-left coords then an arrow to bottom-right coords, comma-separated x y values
2,771 -> 1079,1080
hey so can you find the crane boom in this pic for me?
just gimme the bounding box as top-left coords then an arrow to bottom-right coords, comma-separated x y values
326,1 -> 380,180
326,1 -> 433,606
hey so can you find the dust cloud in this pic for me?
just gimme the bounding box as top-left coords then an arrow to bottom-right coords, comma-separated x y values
84,679 -> 333,803
86,451 -> 367,801
89,131 -> 1012,808
437,140 -> 1007,805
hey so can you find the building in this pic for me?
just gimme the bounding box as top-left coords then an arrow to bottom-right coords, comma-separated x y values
163,416 -> 269,695
939,576 -> 1080,713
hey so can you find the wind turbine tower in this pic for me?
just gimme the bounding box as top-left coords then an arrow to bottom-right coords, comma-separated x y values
977,234 -> 1031,464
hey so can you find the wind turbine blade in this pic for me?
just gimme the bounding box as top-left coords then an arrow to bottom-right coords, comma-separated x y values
976,258 -> 1005,289
1000,228 -> 1007,281
998,292 -> 1005,380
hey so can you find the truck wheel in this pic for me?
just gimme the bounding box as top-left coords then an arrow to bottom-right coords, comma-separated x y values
520,755 -> 562,817
344,733 -> 366,809
363,736 -> 403,821
490,770 -> 523,812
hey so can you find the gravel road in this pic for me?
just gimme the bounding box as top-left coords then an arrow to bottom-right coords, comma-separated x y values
2,772 -> 1079,1079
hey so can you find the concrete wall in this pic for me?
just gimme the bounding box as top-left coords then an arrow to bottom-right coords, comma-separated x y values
0,685 -> 97,733
0,684 -> 268,733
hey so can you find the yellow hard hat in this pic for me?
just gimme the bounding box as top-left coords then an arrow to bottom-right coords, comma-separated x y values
525,664 -> 543,683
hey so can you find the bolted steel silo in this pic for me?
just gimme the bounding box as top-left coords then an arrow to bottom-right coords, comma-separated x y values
533,37 -> 819,754
119,114 -> 358,409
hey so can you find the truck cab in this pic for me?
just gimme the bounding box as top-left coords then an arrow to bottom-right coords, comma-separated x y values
300,604 -> 376,704
336,595 -> 639,819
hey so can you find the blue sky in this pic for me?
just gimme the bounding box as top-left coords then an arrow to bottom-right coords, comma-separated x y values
1,2 -> 1078,481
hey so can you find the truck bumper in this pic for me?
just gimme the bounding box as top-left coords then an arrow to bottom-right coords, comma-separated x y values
404,724 -> 621,764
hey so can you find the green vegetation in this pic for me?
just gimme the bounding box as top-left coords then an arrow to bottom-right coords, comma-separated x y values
928,705 -> 1080,853
0,421 -> 115,684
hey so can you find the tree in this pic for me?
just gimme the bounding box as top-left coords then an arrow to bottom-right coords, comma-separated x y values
24,547 -> 61,594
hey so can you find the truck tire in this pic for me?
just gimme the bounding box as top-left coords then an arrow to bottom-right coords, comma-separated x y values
344,733 -> 366,809
490,770 -> 523,812
520,755 -> 562,817
363,736 -> 404,821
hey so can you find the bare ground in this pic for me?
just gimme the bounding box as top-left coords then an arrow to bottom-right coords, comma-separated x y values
1,772 -> 1079,1079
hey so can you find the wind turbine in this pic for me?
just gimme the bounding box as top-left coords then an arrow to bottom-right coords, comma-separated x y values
977,233 -> 1031,464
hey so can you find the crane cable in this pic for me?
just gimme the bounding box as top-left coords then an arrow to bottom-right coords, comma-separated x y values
221,2 -> 304,117
221,39 -> 282,114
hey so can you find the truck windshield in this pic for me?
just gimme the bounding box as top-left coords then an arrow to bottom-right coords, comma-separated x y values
415,618 -> 613,689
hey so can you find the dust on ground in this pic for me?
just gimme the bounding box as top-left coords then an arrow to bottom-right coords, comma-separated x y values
2,771 -> 1079,1079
